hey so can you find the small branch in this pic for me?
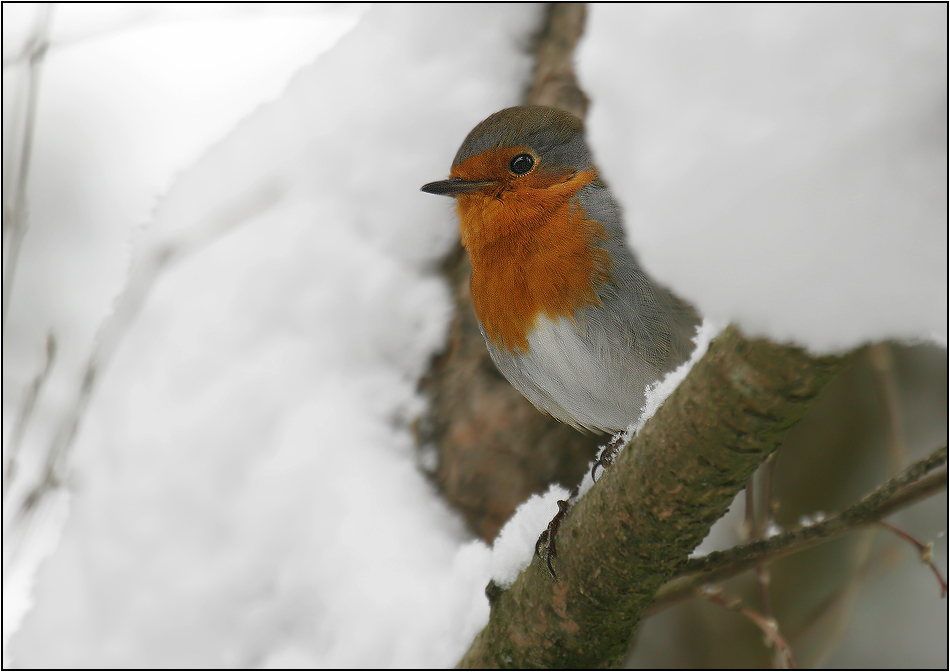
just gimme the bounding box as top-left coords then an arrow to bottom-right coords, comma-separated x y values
879,521 -> 948,598
2,7 -> 156,68
701,586 -> 796,669
745,453 -> 778,648
8,181 -> 284,528
2,332 -> 57,497
2,3 -> 52,327
649,447 -> 948,614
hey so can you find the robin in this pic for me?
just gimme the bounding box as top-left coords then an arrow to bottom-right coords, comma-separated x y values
421,105 -> 700,435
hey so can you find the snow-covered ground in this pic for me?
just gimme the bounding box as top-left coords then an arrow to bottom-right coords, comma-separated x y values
3,4 -> 946,667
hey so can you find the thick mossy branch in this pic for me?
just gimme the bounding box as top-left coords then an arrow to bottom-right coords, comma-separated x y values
458,326 -> 850,669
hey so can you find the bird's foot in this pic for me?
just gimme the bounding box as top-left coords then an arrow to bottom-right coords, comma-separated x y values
591,431 -> 627,482
535,484 -> 580,580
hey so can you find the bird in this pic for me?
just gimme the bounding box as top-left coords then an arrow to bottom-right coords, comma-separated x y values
421,105 -> 700,436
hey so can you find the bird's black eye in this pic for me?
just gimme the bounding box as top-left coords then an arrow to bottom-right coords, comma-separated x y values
508,153 -> 535,175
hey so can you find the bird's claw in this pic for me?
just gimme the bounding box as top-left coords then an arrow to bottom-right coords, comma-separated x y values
591,431 -> 626,481
535,489 -> 577,580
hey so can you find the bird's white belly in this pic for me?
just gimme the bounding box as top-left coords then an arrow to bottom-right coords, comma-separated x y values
488,314 -> 650,433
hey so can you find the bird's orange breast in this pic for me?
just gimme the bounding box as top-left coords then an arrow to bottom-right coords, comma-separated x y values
453,162 -> 611,354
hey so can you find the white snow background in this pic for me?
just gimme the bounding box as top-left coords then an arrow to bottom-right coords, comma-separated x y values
581,4 -> 947,351
3,4 -> 946,668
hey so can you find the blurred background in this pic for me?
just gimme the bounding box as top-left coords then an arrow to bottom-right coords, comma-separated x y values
3,3 -> 946,668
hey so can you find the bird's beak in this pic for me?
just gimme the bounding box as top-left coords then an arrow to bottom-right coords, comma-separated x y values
420,177 -> 492,197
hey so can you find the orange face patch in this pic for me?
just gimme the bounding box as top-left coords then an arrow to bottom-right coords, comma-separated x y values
451,150 -> 611,353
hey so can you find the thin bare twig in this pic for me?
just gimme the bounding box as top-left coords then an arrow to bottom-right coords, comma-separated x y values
2,3 -> 52,327
2,7 -> 158,68
751,455 -> 778,617
3,332 -> 57,497
738,455 -> 782,665
10,180 -> 285,527
3,182 -> 282,581
700,586 -> 796,669
649,447 -> 948,614
879,521 -> 948,597
747,452 -> 778,659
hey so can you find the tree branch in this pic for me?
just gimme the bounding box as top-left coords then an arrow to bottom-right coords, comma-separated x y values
648,446 -> 948,615
2,3 -> 52,327
701,586 -> 796,669
525,2 -> 589,118
878,520 -> 948,597
458,326 -> 851,668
